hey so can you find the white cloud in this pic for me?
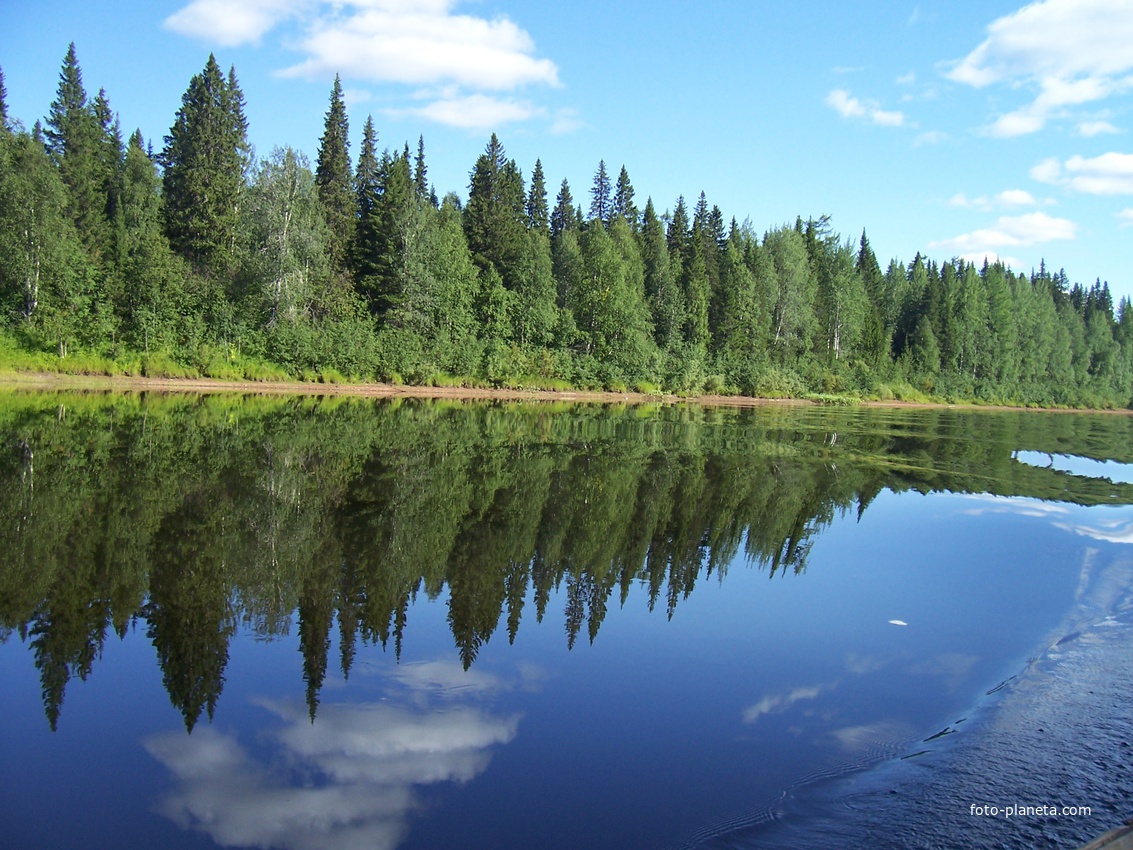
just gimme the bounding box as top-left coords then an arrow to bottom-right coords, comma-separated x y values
948,189 -> 1047,211
146,660 -> 522,850
394,93 -> 541,130
946,0 -> 1133,137
164,0 -> 308,46
1119,208 -> 1133,227
1053,519 -> 1133,544
742,685 -> 824,724
1031,152 -> 1133,194
165,0 -> 563,129
897,71 -> 917,86
1079,119 -> 1120,136
826,89 -> 906,127
278,1 -> 559,90
930,211 -> 1078,256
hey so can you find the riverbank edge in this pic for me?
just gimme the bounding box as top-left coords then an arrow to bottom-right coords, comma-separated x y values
2,370 -> 1131,415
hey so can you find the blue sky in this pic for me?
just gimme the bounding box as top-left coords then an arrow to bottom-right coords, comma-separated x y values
3,0 -> 1132,301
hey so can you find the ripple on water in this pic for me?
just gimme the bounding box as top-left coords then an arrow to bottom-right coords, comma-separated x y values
684,556 -> 1133,850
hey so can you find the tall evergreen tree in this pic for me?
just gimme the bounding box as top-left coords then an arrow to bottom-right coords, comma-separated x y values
414,134 -> 430,200
0,66 -> 9,132
551,178 -> 575,241
352,116 -> 383,309
161,55 -> 250,273
315,75 -> 354,273
589,160 -> 612,226
464,133 -> 526,291
612,165 -> 638,230
44,44 -> 117,262
527,158 -> 549,233
641,198 -> 681,348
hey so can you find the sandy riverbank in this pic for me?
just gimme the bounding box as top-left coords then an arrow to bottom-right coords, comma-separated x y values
1,370 -> 1130,414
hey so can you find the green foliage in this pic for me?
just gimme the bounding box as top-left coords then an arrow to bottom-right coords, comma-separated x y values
0,54 -> 1129,408
161,55 -> 250,273
315,75 -> 354,272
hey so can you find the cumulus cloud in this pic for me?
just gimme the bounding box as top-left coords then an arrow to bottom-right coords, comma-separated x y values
929,212 -> 1077,260
945,0 -> 1133,137
1031,152 -> 1133,194
146,659 -> 523,850
278,2 -> 559,89
826,89 -> 906,127
1119,208 -> 1133,227
164,0 -> 309,46
164,0 -> 565,129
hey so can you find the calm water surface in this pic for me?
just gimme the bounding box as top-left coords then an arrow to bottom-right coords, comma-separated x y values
1,393 -> 1131,849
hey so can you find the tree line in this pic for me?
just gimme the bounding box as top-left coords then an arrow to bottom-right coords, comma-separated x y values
1,47 -> 1131,407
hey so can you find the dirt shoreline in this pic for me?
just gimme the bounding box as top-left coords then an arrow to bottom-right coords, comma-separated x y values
1,370 -> 1130,414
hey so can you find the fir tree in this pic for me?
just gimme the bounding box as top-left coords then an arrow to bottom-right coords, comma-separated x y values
527,158 -> 549,233
352,115 -> 382,307
161,55 -> 251,273
315,75 -> 354,272
44,44 -> 116,261
414,134 -> 430,201
589,159 -> 611,225
551,178 -> 575,241
464,133 -> 526,291
613,165 -> 638,230
0,66 -> 9,132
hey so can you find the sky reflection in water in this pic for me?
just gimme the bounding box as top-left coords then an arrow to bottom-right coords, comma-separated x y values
1,397 -> 1132,849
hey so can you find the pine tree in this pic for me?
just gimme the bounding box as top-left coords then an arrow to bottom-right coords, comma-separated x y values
315,75 -> 354,273
161,54 -> 251,273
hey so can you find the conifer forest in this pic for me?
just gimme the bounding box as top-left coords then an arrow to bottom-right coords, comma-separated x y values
1,47 -> 1131,408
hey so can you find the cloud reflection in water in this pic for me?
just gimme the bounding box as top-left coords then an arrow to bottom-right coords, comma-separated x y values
144,661 -> 522,850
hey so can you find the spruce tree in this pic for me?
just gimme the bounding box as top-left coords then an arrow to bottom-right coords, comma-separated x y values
464,133 -> 526,291
589,159 -> 611,225
641,198 -> 681,348
315,75 -> 354,273
0,66 -> 9,132
551,178 -> 575,241
613,165 -> 638,230
161,54 -> 250,273
352,116 -> 382,308
44,44 -> 116,261
527,158 -> 549,233
414,134 -> 430,201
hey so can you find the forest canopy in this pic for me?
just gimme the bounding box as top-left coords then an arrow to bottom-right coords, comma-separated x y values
1,48 -> 1131,408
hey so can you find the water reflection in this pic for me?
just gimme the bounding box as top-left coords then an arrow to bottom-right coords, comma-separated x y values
145,660 -> 522,850
1,394 -> 1132,731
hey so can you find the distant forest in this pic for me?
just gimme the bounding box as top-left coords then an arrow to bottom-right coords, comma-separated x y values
1,47 -> 1131,407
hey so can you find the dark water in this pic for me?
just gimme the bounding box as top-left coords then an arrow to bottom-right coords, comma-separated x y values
1,393 -> 1132,850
